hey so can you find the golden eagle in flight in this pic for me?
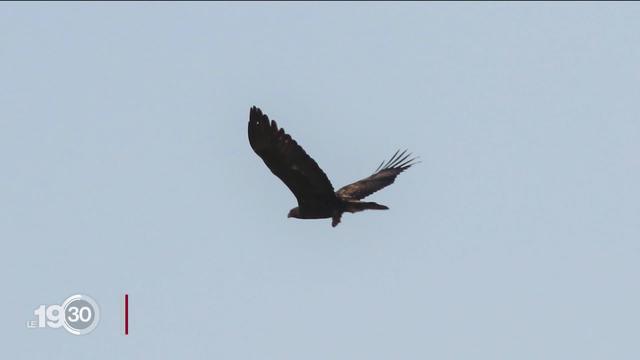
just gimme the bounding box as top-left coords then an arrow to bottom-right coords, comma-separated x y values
248,106 -> 417,227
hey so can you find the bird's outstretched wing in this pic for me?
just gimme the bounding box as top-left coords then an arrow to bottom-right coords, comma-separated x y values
248,106 -> 336,206
336,150 -> 418,200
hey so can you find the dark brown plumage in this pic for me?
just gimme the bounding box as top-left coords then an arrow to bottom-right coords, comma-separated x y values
248,106 -> 417,227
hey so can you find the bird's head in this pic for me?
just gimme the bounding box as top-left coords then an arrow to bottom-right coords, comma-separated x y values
288,207 -> 301,219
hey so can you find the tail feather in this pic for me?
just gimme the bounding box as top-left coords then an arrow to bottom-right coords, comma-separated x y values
346,201 -> 389,213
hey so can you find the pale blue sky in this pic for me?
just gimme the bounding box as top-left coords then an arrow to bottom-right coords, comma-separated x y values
1,2 -> 639,359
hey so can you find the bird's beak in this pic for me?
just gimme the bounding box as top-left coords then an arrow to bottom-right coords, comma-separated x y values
287,213 -> 292,218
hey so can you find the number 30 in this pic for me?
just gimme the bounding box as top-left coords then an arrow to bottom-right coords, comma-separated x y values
67,306 -> 92,322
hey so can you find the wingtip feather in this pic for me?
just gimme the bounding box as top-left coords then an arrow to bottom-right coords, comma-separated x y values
375,149 -> 418,173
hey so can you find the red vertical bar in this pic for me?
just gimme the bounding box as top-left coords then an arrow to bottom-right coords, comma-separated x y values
125,294 -> 129,335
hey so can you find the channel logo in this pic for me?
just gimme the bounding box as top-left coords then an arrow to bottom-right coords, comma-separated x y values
26,294 -> 100,335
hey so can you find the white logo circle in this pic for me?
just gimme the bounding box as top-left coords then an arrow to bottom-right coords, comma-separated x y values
61,294 -> 100,335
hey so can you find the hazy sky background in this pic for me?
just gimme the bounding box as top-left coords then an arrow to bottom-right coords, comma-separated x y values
1,3 -> 639,359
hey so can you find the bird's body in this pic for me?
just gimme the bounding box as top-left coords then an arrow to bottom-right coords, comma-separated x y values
248,106 -> 417,227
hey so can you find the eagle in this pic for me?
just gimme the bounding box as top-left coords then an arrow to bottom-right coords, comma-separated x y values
248,106 -> 417,227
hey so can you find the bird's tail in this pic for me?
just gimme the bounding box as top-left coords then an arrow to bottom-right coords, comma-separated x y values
345,201 -> 389,213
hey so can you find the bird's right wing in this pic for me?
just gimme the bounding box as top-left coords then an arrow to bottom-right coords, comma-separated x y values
336,150 -> 418,200
248,107 -> 336,206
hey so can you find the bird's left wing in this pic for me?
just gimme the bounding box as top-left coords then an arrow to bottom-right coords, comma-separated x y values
336,150 -> 418,200
248,106 -> 336,206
